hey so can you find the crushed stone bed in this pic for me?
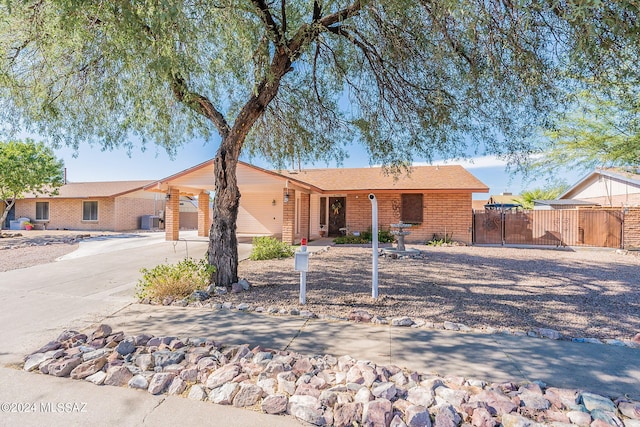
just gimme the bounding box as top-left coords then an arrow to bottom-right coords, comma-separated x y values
23,325 -> 640,427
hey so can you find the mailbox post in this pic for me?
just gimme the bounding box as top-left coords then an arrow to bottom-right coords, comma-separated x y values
294,238 -> 309,304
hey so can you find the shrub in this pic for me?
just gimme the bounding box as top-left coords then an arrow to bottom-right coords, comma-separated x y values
334,227 -> 395,244
249,236 -> 294,260
136,257 -> 215,302
426,233 -> 454,246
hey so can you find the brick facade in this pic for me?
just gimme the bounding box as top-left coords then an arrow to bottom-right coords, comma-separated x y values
282,189 -> 295,244
299,192 -> 310,241
624,208 -> 640,249
198,191 -> 210,237
165,188 -> 180,241
344,192 -> 473,244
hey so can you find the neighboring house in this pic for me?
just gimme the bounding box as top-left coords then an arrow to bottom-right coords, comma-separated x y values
558,167 -> 640,207
144,160 -> 489,245
8,181 -> 165,231
532,199 -> 599,210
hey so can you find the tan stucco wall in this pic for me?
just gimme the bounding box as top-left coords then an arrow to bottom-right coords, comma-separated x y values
237,191 -> 283,235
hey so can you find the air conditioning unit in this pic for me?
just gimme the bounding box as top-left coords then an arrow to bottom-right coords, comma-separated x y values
140,215 -> 160,230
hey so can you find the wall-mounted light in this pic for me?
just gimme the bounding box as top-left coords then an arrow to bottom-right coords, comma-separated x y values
284,192 -> 289,203
165,193 -> 171,201
272,199 -> 276,206
284,180 -> 289,203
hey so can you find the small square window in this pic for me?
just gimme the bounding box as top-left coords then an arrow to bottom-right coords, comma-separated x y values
36,202 -> 49,221
83,201 -> 98,221
401,194 -> 423,223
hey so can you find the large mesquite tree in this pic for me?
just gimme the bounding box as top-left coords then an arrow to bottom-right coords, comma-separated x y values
1,1 -> 639,285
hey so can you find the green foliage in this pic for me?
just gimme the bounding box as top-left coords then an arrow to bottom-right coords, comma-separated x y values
334,228 -> 395,244
534,90 -> 640,174
514,184 -> 569,209
136,258 -> 215,303
427,233 -> 454,246
249,236 -> 294,260
0,139 -> 64,229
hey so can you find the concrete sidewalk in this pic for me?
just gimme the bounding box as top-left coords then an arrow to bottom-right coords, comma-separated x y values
1,234 -> 639,426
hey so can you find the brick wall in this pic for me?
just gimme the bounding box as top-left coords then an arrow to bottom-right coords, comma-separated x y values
345,192 -> 473,244
299,192 -> 310,241
624,208 -> 640,249
198,191 -> 210,237
282,189 -> 295,244
15,198 -> 116,231
165,188 -> 180,240
114,197 -> 159,231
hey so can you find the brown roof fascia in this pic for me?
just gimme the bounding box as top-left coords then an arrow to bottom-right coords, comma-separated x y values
328,188 -> 489,195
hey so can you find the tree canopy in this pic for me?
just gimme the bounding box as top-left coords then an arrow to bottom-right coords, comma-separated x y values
533,89 -> 640,175
1,1 -> 639,284
0,139 -> 65,229
514,184 -> 569,209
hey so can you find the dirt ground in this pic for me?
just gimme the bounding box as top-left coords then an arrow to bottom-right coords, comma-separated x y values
2,232 -> 638,341
231,245 -> 640,341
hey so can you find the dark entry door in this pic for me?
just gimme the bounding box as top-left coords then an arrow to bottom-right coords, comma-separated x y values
328,197 -> 346,236
3,203 -> 15,229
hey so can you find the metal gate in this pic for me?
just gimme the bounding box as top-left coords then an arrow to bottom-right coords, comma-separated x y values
473,209 -> 623,248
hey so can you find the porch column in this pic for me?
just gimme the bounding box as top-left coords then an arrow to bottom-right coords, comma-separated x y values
198,191 -> 210,237
165,187 -> 180,241
300,192 -> 310,241
282,188 -> 295,244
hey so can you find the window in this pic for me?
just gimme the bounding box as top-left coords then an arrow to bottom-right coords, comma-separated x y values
83,201 -> 98,221
35,202 -> 49,221
401,194 -> 423,223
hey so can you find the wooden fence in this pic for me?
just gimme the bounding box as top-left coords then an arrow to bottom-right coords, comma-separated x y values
473,209 -> 623,248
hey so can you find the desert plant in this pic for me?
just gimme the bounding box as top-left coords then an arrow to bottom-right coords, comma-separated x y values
427,233 -> 454,246
249,236 -> 294,260
136,257 -> 215,303
334,227 -> 395,244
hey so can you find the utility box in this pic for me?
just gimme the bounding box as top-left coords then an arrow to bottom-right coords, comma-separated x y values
140,215 -> 160,230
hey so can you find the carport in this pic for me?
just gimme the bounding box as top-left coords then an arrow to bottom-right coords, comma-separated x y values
143,160 -> 317,244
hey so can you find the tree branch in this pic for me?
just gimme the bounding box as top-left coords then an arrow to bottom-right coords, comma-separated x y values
251,0 -> 284,46
318,1 -> 364,28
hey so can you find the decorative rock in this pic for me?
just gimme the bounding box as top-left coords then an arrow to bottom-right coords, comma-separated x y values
390,414 -> 408,427
267,306 -> 279,313
239,278 -> 251,290
147,372 -> 175,395
392,317 -> 414,327
535,328 -> 562,340
501,413 -> 533,427
209,382 -> 239,405
544,388 -> 578,409
90,324 -> 112,340
435,386 -> 469,407
567,410 -> 592,426
434,404 -> 461,427
128,374 -> 149,390
290,308 -> 300,316
104,365 -> 134,386
277,371 -> 297,395
168,377 -> 187,395
362,399 -> 393,427
222,301 -> 234,309
619,401 -> 640,420
262,394 -> 289,415
355,387 -> 374,403
70,356 -> 107,379
153,350 -> 185,368
49,357 -> 82,377
233,383 -> 263,407
231,282 -> 243,293
236,303 -> 250,311
519,391 -> 550,410
580,392 -> 617,413
257,378 -> 277,395
187,384 -> 207,401
85,371 -> 107,385
334,402 -> 363,427
472,407 -> 496,427
372,382 -> 397,400
407,405 -> 432,427
190,290 -> 209,301
470,390 -> 517,416
591,409 -> 623,427
407,386 -> 435,407
24,353 -> 51,372
349,310 -> 372,323
443,321 -> 460,331
115,338 -> 136,356
288,395 -> 326,425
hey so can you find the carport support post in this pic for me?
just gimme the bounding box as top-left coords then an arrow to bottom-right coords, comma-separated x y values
369,194 -> 379,298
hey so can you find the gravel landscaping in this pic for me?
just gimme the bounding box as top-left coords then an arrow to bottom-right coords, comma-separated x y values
231,245 -> 640,342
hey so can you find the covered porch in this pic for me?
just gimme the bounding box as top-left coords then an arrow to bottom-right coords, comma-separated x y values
143,160 -> 319,244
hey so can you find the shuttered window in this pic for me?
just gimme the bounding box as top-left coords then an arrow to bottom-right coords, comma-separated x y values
401,194 -> 423,223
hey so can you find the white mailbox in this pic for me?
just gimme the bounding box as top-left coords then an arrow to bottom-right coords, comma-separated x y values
294,251 -> 309,272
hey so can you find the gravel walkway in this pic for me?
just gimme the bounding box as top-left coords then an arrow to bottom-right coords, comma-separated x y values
232,245 -> 640,341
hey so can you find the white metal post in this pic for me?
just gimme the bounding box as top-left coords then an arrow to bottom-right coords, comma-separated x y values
300,271 -> 306,304
369,194 -> 379,298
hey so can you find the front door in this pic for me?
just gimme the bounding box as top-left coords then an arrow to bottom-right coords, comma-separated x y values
328,197 -> 346,236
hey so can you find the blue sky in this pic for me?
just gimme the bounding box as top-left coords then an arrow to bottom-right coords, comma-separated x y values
52,137 -> 585,200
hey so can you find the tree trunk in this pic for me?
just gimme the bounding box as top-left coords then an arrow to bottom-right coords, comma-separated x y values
0,199 -> 15,231
208,142 -> 241,287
